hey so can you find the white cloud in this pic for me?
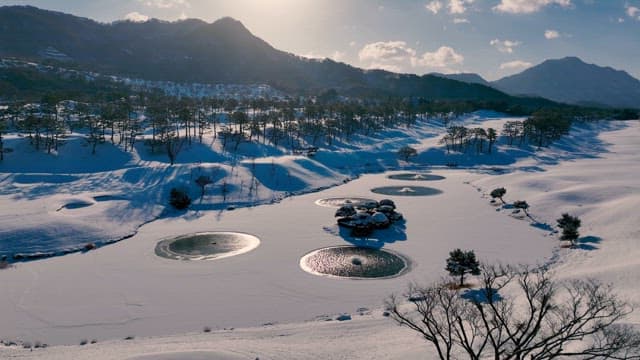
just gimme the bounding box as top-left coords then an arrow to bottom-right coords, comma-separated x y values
500,60 -> 533,70
425,1 -> 443,14
414,46 -> 464,69
124,11 -> 149,22
490,39 -> 521,53
358,42 -> 463,73
140,0 -> 190,9
349,41 -> 357,47
544,29 -> 560,39
493,0 -> 571,14
448,0 -> 474,14
453,17 -> 470,23
618,17 -> 625,23
626,5 -> 640,20
359,41 -> 417,63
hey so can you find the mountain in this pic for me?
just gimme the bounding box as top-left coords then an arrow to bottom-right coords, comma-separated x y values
492,57 -> 640,108
430,72 -> 491,87
0,5 -> 552,107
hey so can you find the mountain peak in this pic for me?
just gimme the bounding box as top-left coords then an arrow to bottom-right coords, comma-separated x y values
211,16 -> 249,31
557,56 -> 583,63
493,57 -> 640,108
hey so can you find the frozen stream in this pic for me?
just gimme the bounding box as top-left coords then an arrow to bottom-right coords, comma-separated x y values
0,170 -> 555,345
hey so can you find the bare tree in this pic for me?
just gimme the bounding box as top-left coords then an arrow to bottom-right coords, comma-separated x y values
386,265 -> 640,360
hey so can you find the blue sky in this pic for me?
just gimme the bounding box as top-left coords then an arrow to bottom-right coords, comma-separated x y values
1,0 -> 639,80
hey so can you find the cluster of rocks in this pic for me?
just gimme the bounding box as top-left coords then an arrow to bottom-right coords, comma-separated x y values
335,199 -> 403,237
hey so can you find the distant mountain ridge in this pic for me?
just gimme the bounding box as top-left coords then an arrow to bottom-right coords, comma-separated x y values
492,57 -> 640,108
0,5 -> 548,107
430,72 -> 491,87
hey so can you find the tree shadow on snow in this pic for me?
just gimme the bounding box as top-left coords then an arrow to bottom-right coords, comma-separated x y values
331,221 -> 407,249
575,236 -> 602,251
461,288 -> 503,303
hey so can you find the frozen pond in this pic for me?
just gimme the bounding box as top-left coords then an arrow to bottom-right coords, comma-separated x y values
155,232 -> 260,261
300,246 -> 409,279
371,185 -> 443,196
387,173 -> 445,181
0,170 -> 556,345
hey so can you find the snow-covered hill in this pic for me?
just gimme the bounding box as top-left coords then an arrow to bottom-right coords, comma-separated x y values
1,114 -> 638,359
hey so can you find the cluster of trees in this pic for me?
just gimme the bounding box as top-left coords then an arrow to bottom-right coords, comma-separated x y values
388,262 -> 640,360
440,126 -> 498,155
490,187 -> 583,246
0,93 -> 491,164
0,86 -> 628,167
503,109 -> 573,148
439,109 -> 574,156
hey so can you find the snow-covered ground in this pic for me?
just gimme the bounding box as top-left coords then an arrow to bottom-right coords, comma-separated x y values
1,114 -> 638,359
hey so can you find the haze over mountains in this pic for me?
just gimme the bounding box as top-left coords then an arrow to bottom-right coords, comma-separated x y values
0,5 -> 638,109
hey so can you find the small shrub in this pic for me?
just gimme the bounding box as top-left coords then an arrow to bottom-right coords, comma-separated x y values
513,200 -> 530,216
90,339 -> 97,344
124,336 -> 135,341
169,188 -> 191,210
79,339 -> 88,346
490,187 -> 507,204
203,326 -> 211,333
397,146 -> 418,161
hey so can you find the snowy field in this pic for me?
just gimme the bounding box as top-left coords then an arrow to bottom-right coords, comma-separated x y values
0,114 -> 638,359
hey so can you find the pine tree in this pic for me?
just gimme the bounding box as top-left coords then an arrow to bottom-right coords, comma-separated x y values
445,249 -> 481,286
397,146 -> 418,161
513,200 -> 530,216
557,213 -> 581,246
490,187 -> 507,204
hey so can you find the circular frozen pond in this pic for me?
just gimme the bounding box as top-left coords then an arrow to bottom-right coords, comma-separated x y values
315,197 -> 378,208
387,173 -> 445,181
371,186 -> 443,196
300,246 -> 410,279
155,232 -> 260,261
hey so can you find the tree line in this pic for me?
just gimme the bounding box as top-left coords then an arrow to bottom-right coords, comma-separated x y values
439,108 -> 574,156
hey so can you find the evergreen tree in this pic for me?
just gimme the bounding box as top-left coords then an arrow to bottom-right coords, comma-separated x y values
487,127 -> 497,154
513,200 -> 530,216
557,213 -> 581,246
445,249 -> 480,286
398,145 -> 418,161
490,187 -> 507,204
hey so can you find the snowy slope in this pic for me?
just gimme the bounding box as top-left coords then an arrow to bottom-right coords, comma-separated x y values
1,115 -> 639,359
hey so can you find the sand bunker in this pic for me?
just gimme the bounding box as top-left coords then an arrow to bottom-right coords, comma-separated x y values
155,232 -> 260,261
370,186 -> 442,196
315,197 -> 378,208
387,173 -> 445,181
300,246 -> 409,279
